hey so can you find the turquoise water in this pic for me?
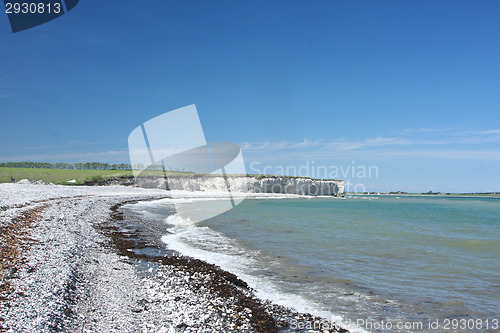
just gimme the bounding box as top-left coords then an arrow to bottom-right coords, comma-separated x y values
134,196 -> 500,332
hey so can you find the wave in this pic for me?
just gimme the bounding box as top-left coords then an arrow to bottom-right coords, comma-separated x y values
160,212 -> 368,333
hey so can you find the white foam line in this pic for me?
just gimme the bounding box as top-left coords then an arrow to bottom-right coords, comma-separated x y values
161,213 -> 369,333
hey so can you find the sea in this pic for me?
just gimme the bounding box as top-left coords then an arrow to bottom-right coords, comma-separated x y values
128,195 -> 500,332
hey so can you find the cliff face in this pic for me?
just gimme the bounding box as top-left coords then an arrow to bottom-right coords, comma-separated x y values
134,176 -> 345,197
249,177 -> 344,196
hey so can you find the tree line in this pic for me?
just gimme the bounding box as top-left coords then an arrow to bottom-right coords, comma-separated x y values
0,162 -> 132,170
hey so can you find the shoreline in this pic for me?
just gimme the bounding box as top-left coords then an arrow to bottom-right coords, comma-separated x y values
0,184 -> 349,332
107,200 -> 348,332
347,193 -> 500,199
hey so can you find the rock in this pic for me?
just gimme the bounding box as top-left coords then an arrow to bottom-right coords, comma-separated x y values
176,322 -> 189,329
134,175 -> 345,196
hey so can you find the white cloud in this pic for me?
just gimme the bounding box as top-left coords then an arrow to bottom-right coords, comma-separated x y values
393,127 -> 456,135
240,128 -> 500,161
241,137 -> 411,152
255,147 -> 500,161
471,129 -> 500,135
240,140 -> 307,151
369,149 -> 500,160
288,138 -> 323,149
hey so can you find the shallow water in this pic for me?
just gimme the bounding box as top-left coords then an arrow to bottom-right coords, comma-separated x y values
131,196 -> 500,332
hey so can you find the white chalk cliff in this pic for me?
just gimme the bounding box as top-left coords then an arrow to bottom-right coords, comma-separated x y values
135,176 -> 344,197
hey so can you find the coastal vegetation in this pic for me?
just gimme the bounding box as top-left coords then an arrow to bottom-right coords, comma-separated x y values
0,167 -> 202,185
0,161 -> 131,170
0,167 -> 134,185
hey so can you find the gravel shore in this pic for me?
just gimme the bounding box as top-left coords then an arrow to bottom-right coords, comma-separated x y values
0,184 -> 349,333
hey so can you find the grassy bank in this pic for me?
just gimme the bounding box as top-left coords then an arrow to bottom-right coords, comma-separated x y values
0,167 -> 134,185
0,167 -> 200,185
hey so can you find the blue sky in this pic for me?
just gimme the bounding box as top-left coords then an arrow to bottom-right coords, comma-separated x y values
1,0 -> 499,192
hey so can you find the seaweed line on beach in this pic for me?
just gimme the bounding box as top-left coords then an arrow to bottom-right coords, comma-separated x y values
104,201 -> 282,332
0,204 -> 48,331
101,200 -> 348,333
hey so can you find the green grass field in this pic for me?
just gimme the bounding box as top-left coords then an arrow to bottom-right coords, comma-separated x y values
0,167 -> 204,185
0,167 -> 135,185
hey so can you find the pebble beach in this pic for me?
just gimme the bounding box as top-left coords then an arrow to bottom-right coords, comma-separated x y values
0,183 -> 348,333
